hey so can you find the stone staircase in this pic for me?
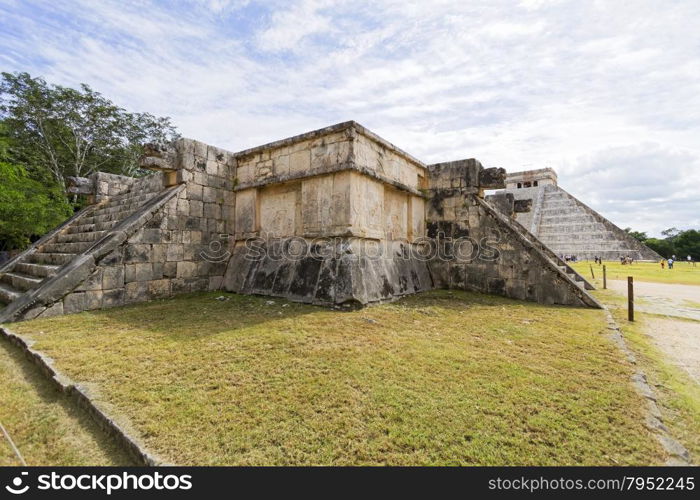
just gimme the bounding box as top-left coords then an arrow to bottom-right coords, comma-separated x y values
0,190 -> 157,312
474,196 -> 601,308
506,216 -> 594,291
533,186 -> 660,261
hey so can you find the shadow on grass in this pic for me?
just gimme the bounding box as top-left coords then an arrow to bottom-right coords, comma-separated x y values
91,291 -> 332,340
84,289 -> 580,342
0,340 -> 135,465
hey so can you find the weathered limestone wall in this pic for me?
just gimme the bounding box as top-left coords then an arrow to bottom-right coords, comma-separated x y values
71,139 -> 236,311
1,121 -> 604,322
224,237 -> 433,307
224,122 -> 431,306
4,139 -> 238,320
232,122 -> 426,242
425,159 -> 599,308
94,172 -> 136,202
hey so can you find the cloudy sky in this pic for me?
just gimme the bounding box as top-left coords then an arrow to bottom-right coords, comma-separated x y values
1,0 -> 698,236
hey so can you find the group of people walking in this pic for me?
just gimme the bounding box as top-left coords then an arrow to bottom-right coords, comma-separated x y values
660,255 -> 695,269
586,255 -> 696,269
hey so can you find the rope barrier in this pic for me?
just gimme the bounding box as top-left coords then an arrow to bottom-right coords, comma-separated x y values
0,419 -> 27,466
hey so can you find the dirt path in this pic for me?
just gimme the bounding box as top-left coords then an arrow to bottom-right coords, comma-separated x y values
644,317 -> 700,385
607,280 -> 700,321
606,279 -> 700,386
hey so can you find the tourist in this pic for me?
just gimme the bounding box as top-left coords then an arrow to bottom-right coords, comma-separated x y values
668,258 -> 674,269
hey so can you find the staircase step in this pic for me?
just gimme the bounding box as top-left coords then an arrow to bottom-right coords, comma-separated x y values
1,272 -> 43,292
67,220 -> 119,234
13,262 -> 61,278
0,282 -> 22,304
56,230 -> 106,243
91,204 -> 141,216
106,191 -> 154,203
40,241 -> 93,254
28,252 -> 76,266
80,210 -> 135,225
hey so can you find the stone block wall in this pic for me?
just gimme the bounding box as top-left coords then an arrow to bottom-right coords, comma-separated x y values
223,237 -> 433,307
425,159 -> 599,308
1,122 -> 604,322
31,138 -> 238,317
94,172 -> 136,202
223,122 -> 431,306
232,122 -> 426,243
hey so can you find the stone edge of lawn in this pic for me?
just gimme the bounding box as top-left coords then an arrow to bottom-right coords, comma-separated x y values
602,310 -> 692,465
0,325 -> 165,466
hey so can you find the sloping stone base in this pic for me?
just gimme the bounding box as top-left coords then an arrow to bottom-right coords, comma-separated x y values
223,237 -> 434,306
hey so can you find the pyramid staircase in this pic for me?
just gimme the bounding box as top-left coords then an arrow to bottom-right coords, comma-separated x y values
535,186 -> 661,261
507,213 -> 594,291
0,187 -> 168,319
475,197 -> 601,308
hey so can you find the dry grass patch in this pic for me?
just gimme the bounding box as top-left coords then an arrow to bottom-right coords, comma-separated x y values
0,340 -> 132,465
10,290 -> 664,465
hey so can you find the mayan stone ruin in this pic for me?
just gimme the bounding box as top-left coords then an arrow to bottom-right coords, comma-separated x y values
0,121 -> 604,323
491,168 -> 662,261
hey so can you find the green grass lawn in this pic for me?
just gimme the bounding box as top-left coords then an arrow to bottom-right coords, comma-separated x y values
0,341 -> 132,465
589,288 -> 700,461
571,261 -> 700,286
7,290 -> 664,465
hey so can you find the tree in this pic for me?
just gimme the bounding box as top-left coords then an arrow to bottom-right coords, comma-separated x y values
0,72 -> 178,188
644,238 -> 674,259
0,161 -> 72,250
673,229 -> 700,261
660,227 -> 681,240
624,227 -> 648,242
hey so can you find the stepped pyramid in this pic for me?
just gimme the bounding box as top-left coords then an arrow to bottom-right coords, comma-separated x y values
500,168 -> 661,261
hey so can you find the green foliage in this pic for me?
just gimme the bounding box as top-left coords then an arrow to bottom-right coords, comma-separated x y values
644,238 -> 674,259
627,226 -> 700,260
0,72 -> 179,250
661,227 -> 681,239
0,162 -> 72,250
623,227 -> 648,242
0,71 -> 178,186
674,229 -> 700,261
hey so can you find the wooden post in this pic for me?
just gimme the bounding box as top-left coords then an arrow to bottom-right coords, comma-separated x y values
602,264 -> 607,288
590,265 -> 595,280
628,276 -> 634,322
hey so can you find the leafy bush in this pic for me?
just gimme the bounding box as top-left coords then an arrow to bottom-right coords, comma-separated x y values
0,162 -> 72,250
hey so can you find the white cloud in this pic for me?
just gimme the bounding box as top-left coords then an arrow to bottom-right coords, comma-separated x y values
254,0 -> 332,52
1,0 -> 699,236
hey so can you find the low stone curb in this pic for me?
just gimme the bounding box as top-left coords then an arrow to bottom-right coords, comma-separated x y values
0,326 -> 164,466
602,309 -> 692,465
